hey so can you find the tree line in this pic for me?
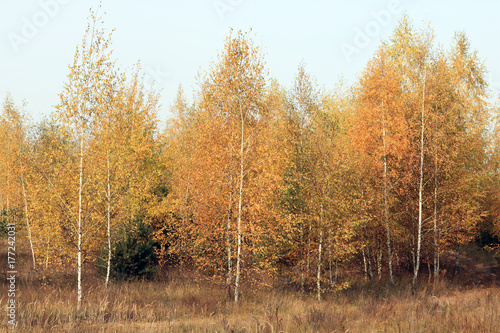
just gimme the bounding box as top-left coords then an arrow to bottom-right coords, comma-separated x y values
1,14 -> 500,306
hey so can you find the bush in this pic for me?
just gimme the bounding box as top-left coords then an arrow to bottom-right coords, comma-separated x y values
0,210 -> 7,237
107,216 -> 159,280
0,208 -> 21,237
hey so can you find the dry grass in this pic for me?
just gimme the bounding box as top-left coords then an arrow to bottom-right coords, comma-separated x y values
1,239 -> 499,332
1,272 -> 499,332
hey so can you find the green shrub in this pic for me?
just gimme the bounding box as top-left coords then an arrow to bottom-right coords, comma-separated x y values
106,216 -> 159,280
0,210 -> 7,237
0,208 -> 20,237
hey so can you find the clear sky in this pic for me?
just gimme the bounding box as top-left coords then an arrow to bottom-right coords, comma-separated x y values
1,0 -> 499,126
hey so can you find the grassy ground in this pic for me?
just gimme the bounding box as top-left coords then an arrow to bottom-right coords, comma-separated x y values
1,239 -> 499,332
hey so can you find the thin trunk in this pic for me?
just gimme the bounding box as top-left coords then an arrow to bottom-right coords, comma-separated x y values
328,220 -> 333,285
180,177 -> 190,273
317,204 -> 323,301
105,150 -> 111,288
413,71 -> 426,287
411,222 -> 416,269
366,244 -> 374,282
6,138 -> 10,221
377,245 -> 382,281
77,134 -> 84,311
234,112 -> 245,303
300,220 -> 305,292
226,174 -> 233,298
317,228 -> 323,302
381,102 -> 395,286
299,121 -> 305,293
45,235 -> 50,269
306,222 -> 311,280
428,261 -> 432,283
19,160 -> 36,269
433,154 -> 440,281
328,260 -> 332,285
363,223 -> 374,282
362,248 -> 368,281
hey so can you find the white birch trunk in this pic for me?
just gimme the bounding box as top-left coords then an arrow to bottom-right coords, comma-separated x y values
306,222 -> 311,281
433,154 -> 439,281
366,244 -> 374,282
45,234 -> 50,269
300,219 -> 305,292
382,102 -> 395,286
20,163 -> 36,269
328,220 -> 333,285
6,139 -> 10,220
226,175 -> 233,298
377,246 -> 382,281
180,179 -> 190,273
363,223 -> 374,282
105,150 -> 111,288
77,134 -> 84,311
299,120 -> 305,293
413,71 -> 426,287
234,113 -> 245,303
362,248 -> 368,281
317,229 -> 323,301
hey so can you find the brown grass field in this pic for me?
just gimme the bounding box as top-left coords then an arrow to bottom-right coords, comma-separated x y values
1,238 -> 499,332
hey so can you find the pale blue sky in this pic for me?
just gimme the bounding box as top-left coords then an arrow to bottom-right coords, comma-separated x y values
1,0 -> 499,125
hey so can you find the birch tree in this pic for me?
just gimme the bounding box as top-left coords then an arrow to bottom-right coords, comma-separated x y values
285,64 -> 319,291
55,10 -> 119,310
0,94 -> 37,269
